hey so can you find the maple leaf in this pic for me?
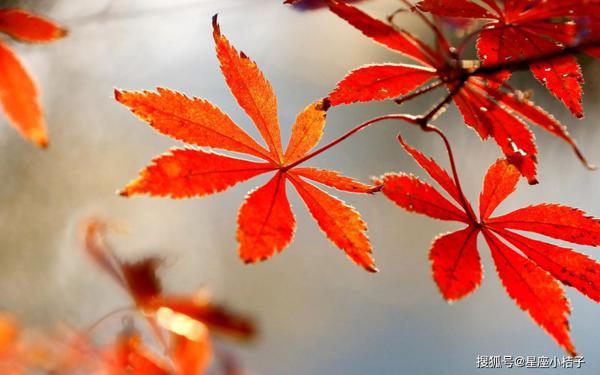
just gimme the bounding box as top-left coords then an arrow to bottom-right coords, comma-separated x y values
0,9 -> 66,147
115,15 -> 379,272
327,0 -> 593,183
417,0 -> 600,117
377,135 -> 600,354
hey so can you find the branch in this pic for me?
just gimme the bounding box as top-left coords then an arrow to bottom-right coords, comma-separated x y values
282,113 -> 419,171
469,40 -> 600,77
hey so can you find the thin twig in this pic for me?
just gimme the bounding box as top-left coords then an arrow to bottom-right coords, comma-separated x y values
394,80 -> 445,105
415,126 -> 478,222
282,113 -> 419,171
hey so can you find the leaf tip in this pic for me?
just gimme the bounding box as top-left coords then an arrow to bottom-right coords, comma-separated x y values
212,14 -> 221,36
319,97 -> 332,112
55,27 -> 68,40
25,125 -> 49,148
119,186 -> 133,197
365,263 -> 379,273
33,133 -> 49,148
113,88 -> 125,103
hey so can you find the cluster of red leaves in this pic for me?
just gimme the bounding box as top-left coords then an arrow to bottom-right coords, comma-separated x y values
0,314 -> 97,374
0,310 -> 225,375
327,0 -> 598,183
417,0 -> 600,117
116,16 -> 379,272
111,0 -> 600,354
81,218 -> 256,374
377,136 -> 600,355
0,9 -> 66,147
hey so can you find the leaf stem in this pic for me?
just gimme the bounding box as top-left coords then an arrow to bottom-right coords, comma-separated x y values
394,79 -> 445,105
417,125 -> 478,223
86,306 -> 137,334
282,113 -> 418,171
470,40 -> 600,76
421,81 -> 465,123
398,0 -> 451,53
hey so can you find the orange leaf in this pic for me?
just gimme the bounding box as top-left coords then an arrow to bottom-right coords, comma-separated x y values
0,40 -> 47,147
288,175 -> 376,272
237,173 -> 296,262
292,167 -> 378,193
479,159 -> 520,220
0,9 -> 66,43
379,173 -> 469,222
488,204 -> 600,246
213,16 -> 283,163
283,99 -> 329,163
329,64 -> 437,105
114,88 -> 272,161
118,18 -> 376,271
121,149 -> 275,198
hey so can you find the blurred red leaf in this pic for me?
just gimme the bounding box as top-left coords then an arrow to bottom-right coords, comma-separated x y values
170,332 -> 212,375
0,9 -> 65,147
102,329 -> 170,375
82,218 -> 257,342
0,9 -> 66,42
82,219 -> 258,374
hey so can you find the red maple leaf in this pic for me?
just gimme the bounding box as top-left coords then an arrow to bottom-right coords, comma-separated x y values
327,0 -> 594,183
0,9 -> 66,147
417,0 -> 600,117
377,135 -> 600,354
115,15 -> 379,272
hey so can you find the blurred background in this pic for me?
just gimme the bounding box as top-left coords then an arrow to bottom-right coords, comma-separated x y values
1,0 -> 599,374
